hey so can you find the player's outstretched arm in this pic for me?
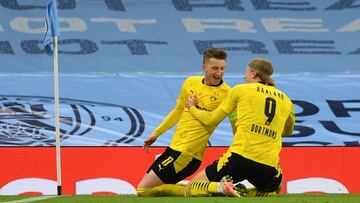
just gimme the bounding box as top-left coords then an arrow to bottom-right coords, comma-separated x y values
187,95 -> 227,126
144,106 -> 183,153
189,106 -> 227,126
152,107 -> 183,136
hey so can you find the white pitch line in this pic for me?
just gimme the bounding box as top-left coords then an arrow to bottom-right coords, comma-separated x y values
1,196 -> 56,203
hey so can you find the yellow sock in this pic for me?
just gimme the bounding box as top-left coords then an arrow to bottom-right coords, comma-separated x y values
137,184 -> 186,197
186,180 -> 221,197
247,187 -> 276,197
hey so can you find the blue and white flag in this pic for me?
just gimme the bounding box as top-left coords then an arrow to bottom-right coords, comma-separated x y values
42,0 -> 60,56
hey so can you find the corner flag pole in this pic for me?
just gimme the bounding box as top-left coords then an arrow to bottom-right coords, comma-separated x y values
42,0 -> 62,195
53,35 -> 62,196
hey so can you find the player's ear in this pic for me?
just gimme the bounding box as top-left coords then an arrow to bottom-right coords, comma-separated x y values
251,69 -> 257,79
202,64 -> 207,71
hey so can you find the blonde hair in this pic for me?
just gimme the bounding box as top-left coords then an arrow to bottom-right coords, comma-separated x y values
248,57 -> 275,86
203,48 -> 227,64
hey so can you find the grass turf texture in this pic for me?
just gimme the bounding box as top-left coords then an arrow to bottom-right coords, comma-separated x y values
1,194 -> 360,203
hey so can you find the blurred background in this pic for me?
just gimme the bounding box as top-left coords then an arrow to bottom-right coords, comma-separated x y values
1,0 -> 359,147
0,0 -> 359,195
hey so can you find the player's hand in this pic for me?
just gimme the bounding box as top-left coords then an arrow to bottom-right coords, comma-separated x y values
143,135 -> 157,153
187,93 -> 197,109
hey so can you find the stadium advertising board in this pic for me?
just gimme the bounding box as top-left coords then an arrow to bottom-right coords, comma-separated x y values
0,147 -> 359,195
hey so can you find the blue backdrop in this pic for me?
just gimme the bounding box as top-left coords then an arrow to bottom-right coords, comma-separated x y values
0,0 -> 359,73
0,0 -> 359,146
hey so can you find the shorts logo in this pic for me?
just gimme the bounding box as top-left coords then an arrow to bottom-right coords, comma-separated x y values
0,95 -> 144,146
158,156 -> 174,171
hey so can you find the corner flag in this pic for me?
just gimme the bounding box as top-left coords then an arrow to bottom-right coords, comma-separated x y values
42,0 -> 60,55
43,0 -> 62,196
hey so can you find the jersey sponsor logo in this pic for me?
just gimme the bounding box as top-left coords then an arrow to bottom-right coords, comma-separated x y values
194,105 -> 210,112
0,95 -> 144,146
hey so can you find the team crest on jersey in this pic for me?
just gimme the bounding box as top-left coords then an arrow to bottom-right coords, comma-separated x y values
210,95 -> 217,102
0,95 -> 144,146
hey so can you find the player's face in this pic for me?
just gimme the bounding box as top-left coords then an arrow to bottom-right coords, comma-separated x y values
244,66 -> 256,83
203,58 -> 226,86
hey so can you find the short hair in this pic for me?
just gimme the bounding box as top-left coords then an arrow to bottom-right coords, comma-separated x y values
248,57 -> 275,86
203,48 -> 227,64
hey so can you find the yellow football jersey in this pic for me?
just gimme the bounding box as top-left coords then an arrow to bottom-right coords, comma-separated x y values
153,76 -> 232,160
219,82 -> 295,167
